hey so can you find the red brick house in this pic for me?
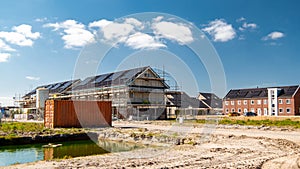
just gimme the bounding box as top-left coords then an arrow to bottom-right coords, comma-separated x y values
223,85 -> 300,116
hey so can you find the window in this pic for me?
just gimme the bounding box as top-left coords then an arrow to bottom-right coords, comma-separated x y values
238,100 -> 241,105
264,108 -> 268,116
244,108 -> 248,113
251,108 -> 255,112
257,100 -> 261,105
279,99 -> 283,104
286,108 -> 291,113
279,108 -> 283,113
225,101 -> 229,105
226,109 -> 229,113
264,99 -> 267,105
257,108 -> 261,116
286,99 -> 291,104
231,108 -> 235,112
243,100 -> 247,105
238,108 -> 241,113
251,100 -> 255,105
231,101 -> 234,105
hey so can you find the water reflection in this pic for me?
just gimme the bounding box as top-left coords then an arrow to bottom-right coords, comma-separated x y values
0,140 -> 142,166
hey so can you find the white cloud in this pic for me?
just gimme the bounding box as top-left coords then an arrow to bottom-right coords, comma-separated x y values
124,18 -> 144,29
12,24 -> 41,39
239,22 -> 257,31
45,17 -> 195,50
35,17 -> 48,22
101,22 -> 135,43
242,23 -> 257,29
0,53 -> 11,62
88,19 -> 113,29
25,76 -> 40,81
0,39 -> 15,52
153,16 -> 164,23
0,32 -> 34,46
44,20 -> 85,30
125,32 -> 166,50
44,20 -> 95,49
62,27 -> 95,49
236,17 -> 246,22
0,24 -> 40,47
152,21 -> 193,44
262,31 -> 285,40
202,19 -> 236,42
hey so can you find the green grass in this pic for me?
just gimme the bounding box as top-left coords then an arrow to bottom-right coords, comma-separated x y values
0,122 -> 86,137
0,122 -> 44,133
195,118 -> 300,128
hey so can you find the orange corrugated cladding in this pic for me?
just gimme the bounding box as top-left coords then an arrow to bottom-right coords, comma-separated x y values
45,100 -> 112,128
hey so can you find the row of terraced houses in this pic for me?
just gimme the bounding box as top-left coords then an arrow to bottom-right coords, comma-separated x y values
223,85 -> 300,116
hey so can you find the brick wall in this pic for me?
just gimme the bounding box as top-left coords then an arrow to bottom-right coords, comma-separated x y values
223,97 -> 297,116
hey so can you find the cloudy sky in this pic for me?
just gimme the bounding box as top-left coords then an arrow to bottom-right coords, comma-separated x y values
0,0 -> 299,106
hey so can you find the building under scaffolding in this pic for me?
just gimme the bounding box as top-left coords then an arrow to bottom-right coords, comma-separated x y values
70,66 -> 169,120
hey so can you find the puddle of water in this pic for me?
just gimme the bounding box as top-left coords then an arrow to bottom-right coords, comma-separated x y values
0,139 -> 142,166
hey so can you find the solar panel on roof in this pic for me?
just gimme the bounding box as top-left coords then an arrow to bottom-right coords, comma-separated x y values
51,83 -> 63,90
58,81 -> 72,91
111,71 -> 126,81
77,77 -> 94,86
45,84 -> 53,89
93,74 -> 109,83
101,73 -> 113,82
120,68 -> 144,81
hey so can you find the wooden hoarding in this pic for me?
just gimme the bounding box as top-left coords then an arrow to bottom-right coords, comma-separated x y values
45,100 -> 112,128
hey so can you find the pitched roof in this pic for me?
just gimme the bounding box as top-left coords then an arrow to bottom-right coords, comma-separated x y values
166,91 -> 208,108
23,79 -> 81,98
199,92 -> 223,108
72,66 -> 169,91
224,85 -> 299,99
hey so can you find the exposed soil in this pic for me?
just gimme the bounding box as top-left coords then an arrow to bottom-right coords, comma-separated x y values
3,121 -> 300,169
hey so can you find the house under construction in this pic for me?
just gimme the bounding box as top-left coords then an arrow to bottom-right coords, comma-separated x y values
70,66 -> 169,120
21,66 -> 169,120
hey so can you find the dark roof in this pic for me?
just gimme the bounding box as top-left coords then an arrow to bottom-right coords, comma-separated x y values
224,85 -> 299,99
199,92 -> 223,108
166,91 -> 208,109
23,79 -> 80,98
72,66 -> 169,91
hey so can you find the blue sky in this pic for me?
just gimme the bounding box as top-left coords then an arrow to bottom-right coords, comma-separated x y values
0,0 -> 300,106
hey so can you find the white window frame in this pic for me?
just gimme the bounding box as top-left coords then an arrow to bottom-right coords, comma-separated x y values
257,108 -> 261,116
231,101 -> 235,105
238,100 -> 241,105
244,108 -> 248,113
286,108 -> 291,113
225,101 -> 229,105
263,99 -> 267,105
238,108 -> 241,113
257,100 -> 261,105
250,108 -> 255,112
231,108 -> 235,112
279,108 -> 283,113
243,100 -> 247,105
279,99 -> 283,104
264,108 -> 268,116
286,99 -> 291,104
250,100 -> 255,105
226,109 -> 229,113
